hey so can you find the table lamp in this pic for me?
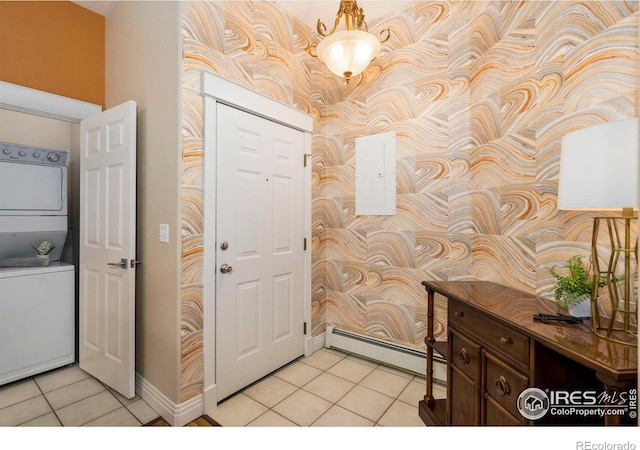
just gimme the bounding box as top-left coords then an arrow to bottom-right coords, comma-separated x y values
558,118 -> 638,345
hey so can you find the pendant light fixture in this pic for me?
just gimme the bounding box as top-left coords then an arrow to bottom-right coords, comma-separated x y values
310,0 -> 391,84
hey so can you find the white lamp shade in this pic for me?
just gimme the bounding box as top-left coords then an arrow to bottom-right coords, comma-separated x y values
316,30 -> 381,79
558,118 -> 638,210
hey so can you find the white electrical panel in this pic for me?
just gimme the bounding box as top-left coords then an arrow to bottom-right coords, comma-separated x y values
355,131 -> 396,216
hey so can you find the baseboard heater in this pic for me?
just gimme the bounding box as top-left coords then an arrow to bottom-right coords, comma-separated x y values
325,326 -> 447,382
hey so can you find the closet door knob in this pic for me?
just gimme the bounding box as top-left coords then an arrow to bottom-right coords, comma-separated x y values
107,258 -> 128,269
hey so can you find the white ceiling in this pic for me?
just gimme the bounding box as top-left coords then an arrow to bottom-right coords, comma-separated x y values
72,1 -> 117,16
72,1 -> 410,31
275,1 -> 411,30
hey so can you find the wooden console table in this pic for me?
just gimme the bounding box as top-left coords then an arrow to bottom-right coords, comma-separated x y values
419,280 -> 637,426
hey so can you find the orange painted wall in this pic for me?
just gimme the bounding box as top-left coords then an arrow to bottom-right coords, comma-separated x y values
0,1 -> 105,106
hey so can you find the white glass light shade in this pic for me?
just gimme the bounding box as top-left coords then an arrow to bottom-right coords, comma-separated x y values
316,30 -> 381,80
558,118 -> 638,211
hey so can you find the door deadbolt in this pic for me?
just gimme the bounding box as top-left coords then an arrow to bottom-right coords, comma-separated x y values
219,264 -> 233,274
220,241 -> 229,251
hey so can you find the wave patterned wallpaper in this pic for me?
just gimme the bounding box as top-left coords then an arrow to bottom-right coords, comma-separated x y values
180,0 -> 318,401
180,1 -> 638,401
314,0 -> 638,350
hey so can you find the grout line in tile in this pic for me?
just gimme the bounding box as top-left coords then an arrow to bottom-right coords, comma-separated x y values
31,374 -> 63,427
3,348 -> 423,427
59,390 -> 123,427
0,374 -> 150,427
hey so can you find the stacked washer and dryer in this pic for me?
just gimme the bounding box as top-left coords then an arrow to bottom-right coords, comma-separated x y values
0,141 -> 75,386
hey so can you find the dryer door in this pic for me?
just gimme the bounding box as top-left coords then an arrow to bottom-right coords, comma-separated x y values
0,162 -> 67,215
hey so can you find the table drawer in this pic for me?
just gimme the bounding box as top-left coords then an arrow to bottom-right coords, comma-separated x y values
450,328 -> 481,382
483,350 -> 529,421
484,394 -> 524,425
449,298 -> 530,369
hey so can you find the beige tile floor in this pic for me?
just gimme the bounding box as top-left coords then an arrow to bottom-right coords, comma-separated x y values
209,348 -> 446,427
0,364 -> 159,426
0,348 -> 444,428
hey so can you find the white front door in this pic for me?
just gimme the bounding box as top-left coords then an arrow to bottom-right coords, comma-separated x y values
216,103 -> 305,400
79,101 -> 137,398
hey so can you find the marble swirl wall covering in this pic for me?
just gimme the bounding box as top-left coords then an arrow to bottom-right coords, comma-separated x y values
180,0 -> 638,401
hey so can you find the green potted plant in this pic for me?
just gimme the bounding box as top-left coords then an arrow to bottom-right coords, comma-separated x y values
548,255 -> 605,318
32,240 -> 55,258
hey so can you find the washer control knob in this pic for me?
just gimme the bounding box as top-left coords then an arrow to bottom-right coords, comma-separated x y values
33,152 -> 41,159
2,148 -> 10,155
47,152 -> 60,163
18,150 -> 26,157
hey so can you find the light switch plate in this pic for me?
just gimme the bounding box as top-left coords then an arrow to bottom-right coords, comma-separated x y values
159,224 -> 169,243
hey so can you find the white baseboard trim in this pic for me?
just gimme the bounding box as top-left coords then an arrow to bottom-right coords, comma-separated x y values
203,383 -> 218,416
136,329 -> 446,426
311,331 -> 326,353
135,373 -> 203,426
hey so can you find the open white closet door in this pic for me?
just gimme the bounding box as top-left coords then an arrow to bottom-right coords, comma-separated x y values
79,100 -> 137,398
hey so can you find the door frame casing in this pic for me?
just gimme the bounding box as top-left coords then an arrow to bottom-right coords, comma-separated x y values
201,72 -> 313,414
0,80 -> 102,122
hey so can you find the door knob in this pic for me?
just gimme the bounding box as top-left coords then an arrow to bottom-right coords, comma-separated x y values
219,264 -> 233,274
107,258 -> 128,269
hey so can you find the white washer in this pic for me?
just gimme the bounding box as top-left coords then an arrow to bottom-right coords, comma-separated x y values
0,264 -> 75,385
0,142 -> 75,386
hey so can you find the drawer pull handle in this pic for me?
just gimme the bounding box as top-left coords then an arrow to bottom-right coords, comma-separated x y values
495,376 -> 511,396
457,348 -> 470,365
454,311 -> 464,318
499,336 -> 513,345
